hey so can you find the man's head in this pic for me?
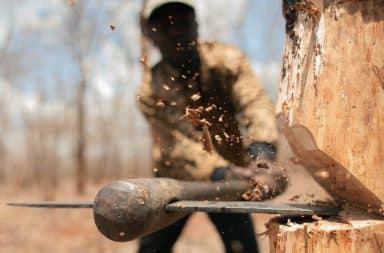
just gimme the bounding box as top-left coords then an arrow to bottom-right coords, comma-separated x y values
142,0 -> 198,64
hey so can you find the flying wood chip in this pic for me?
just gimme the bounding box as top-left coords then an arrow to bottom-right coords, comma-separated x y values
201,124 -> 214,153
191,93 -> 201,101
181,107 -> 214,152
163,84 -> 171,91
181,107 -> 203,127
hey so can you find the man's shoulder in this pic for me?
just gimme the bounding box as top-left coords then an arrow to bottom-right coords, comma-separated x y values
199,41 -> 246,59
198,41 -> 248,73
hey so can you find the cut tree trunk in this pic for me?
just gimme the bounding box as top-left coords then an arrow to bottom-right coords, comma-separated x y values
270,0 -> 384,252
268,209 -> 384,253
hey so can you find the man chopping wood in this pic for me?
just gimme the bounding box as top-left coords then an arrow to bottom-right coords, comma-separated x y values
136,0 -> 287,252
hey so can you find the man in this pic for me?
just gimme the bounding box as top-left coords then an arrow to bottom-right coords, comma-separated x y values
136,1 -> 285,252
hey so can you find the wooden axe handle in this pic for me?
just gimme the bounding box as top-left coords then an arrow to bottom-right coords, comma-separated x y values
93,178 -> 249,242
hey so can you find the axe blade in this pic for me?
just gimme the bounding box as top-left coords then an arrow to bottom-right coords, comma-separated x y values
8,200 -> 339,216
166,200 -> 340,216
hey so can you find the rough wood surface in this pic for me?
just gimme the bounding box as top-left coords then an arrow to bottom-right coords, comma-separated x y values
276,0 -> 384,211
270,1 -> 384,252
269,209 -> 384,253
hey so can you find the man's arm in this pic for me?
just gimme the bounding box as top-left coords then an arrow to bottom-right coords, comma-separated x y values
201,42 -> 278,160
209,44 -> 279,163
230,51 -> 278,150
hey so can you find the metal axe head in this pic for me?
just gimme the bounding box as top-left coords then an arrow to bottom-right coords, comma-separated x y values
276,113 -> 384,215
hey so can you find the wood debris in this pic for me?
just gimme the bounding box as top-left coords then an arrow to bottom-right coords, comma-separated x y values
181,107 -> 203,127
163,84 -> 170,91
181,107 -> 214,153
191,93 -> 201,101
156,100 -> 165,107
214,135 -> 223,145
201,124 -> 214,153
242,185 -> 263,201
312,214 -> 322,221
242,161 -> 288,201
205,104 -> 217,112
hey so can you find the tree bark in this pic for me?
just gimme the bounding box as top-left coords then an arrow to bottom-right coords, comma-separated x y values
276,0 -> 384,210
270,0 -> 384,252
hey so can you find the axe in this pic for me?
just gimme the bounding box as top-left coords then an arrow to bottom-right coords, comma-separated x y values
8,177 -> 339,242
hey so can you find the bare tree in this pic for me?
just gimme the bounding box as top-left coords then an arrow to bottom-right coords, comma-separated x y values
0,89 -> 7,182
65,0 -> 102,194
0,5 -> 17,182
22,87 -> 63,199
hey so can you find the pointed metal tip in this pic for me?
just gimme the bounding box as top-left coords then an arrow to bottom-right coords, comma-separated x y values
7,201 -> 94,209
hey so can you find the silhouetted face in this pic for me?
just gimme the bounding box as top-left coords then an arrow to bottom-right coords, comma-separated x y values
146,3 -> 198,65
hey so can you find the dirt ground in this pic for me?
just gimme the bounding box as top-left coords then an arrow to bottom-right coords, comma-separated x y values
1,164 -> 329,253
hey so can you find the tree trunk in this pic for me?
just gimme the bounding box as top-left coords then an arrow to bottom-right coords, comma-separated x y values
0,139 -> 5,182
277,0 -> 384,209
270,0 -> 384,252
76,77 -> 86,194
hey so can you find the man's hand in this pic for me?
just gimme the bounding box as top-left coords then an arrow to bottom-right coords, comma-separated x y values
228,160 -> 288,201
225,166 -> 253,180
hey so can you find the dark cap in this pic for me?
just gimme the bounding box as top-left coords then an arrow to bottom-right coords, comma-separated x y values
142,0 -> 195,19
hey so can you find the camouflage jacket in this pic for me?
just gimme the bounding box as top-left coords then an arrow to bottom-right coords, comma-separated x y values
137,41 -> 278,181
